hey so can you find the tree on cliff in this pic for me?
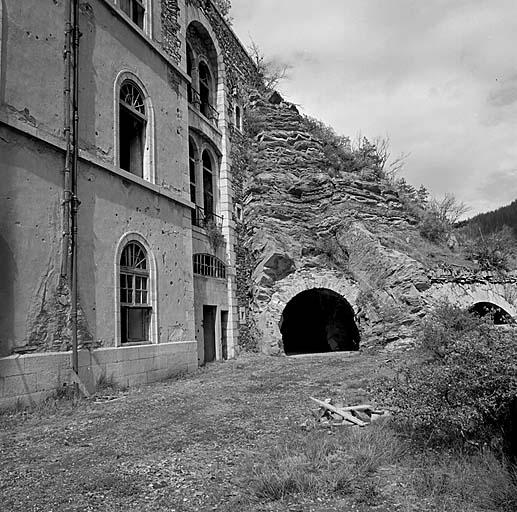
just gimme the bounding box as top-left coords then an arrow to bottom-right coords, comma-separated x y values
248,40 -> 290,90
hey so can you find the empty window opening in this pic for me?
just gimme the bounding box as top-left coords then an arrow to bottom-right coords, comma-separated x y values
120,242 -> 150,343
119,81 -> 146,177
235,105 -> 242,131
280,288 -> 360,355
469,302 -> 513,325
202,151 -> 214,221
189,140 -> 197,225
120,0 -> 145,29
193,253 -> 226,279
186,44 -> 194,104
199,61 -> 214,119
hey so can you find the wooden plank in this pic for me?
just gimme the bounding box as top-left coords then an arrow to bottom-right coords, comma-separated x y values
309,397 -> 367,426
339,404 -> 373,412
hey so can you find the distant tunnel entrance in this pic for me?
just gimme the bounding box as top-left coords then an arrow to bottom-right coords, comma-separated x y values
469,302 -> 514,325
280,288 -> 360,355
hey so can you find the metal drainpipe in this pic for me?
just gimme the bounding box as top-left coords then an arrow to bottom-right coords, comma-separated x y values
62,0 -> 73,278
71,0 -> 80,376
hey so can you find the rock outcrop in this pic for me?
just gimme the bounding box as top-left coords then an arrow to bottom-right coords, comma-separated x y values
236,92 -> 517,353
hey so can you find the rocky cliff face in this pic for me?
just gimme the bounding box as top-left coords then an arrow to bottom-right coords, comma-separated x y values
236,92 -> 515,354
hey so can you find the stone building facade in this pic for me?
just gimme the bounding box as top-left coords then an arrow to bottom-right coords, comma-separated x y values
0,0 -> 259,406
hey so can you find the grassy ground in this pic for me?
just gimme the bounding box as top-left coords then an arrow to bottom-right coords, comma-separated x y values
1,351 -> 515,511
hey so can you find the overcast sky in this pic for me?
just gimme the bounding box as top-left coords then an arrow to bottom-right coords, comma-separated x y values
229,0 -> 517,217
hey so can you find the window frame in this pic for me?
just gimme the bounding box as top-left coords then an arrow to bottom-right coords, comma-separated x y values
119,81 -> 147,177
116,0 -> 152,36
119,242 -> 151,344
114,233 -> 158,346
114,72 -> 155,184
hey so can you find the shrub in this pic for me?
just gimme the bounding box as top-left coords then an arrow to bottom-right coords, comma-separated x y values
463,225 -> 515,271
419,195 -> 469,242
379,304 -> 517,452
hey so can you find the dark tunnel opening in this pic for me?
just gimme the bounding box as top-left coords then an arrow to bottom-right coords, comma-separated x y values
280,288 -> 360,355
469,302 -> 513,325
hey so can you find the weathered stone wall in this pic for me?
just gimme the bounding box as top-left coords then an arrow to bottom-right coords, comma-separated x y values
0,341 -> 197,409
161,0 -> 182,64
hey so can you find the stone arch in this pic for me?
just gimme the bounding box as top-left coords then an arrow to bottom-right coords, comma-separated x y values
255,270 -> 360,354
185,12 -> 227,124
186,20 -> 223,117
425,282 -> 517,321
281,288 -> 360,355
469,301 -> 514,324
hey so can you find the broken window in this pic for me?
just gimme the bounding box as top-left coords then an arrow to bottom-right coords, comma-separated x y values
202,150 -> 214,221
120,242 -> 150,343
120,0 -> 145,29
119,81 -> 146,178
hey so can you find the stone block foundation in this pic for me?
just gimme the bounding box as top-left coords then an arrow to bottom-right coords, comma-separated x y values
0,341 -> 198,408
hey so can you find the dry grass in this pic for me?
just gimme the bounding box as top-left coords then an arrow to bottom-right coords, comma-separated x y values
0,351 -> 515,512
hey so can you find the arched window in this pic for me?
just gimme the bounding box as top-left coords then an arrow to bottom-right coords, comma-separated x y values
120,241 -> 151,343
202,150 -> 214,221
119,81 -> 147,178
199,61 -> 214,119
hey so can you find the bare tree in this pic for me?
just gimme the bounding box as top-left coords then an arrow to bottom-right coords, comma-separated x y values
248,39 -> 290,90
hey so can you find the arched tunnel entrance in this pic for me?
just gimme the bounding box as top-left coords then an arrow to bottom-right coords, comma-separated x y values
280,288 -> 360,355
469,302 -> 514,325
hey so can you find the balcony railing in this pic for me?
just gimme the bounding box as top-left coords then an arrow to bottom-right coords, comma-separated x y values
188,88 -> 219,126
192,205 -> 223,229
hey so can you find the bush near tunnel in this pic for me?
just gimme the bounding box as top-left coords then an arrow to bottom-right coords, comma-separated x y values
379,304 -> 517,458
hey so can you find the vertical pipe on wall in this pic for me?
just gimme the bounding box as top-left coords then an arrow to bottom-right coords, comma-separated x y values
71,0 -> 80,375
62,0 -> 73,278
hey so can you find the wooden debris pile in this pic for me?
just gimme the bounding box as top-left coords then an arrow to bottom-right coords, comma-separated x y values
307,396 -> 387,428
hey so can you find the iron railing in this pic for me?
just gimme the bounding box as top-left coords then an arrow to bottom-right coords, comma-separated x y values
188,88 -> 219,125
192,205 -> 223,229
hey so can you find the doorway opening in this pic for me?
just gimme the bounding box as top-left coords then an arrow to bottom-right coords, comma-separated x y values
203,305 -> 216,363
221,310 -> 228,360
280,288 -> 360,355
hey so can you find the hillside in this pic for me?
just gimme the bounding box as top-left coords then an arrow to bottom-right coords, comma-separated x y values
463,199 -> 517,236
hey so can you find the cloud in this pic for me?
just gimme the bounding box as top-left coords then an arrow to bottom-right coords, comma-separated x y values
230,0 -> 517,215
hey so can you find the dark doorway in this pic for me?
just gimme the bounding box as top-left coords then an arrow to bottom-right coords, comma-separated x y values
203,305 -> 217,363
469,302 -> 513,325
221,310 -> 228,360
280,288 -> 360,355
